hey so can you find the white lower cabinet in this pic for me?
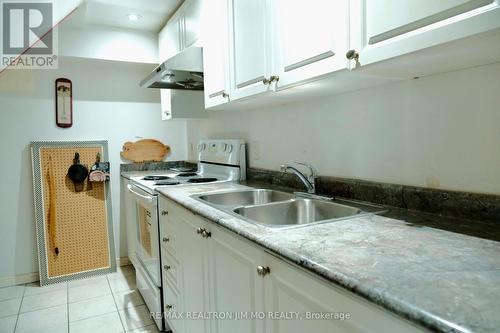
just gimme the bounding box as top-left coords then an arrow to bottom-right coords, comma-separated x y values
159,197 -> 428,333
263,254 -> 426,333
207,225 -> 266,333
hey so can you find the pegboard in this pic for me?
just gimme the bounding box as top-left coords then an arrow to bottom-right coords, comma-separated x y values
31,141 -> 116,285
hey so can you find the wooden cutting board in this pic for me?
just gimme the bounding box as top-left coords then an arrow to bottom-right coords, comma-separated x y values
121,139 -> 170,162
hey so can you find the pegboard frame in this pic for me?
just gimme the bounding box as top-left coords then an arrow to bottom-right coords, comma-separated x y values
31,140 -> 116,285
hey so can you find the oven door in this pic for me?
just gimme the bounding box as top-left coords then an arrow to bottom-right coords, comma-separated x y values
127,184 -> 161,287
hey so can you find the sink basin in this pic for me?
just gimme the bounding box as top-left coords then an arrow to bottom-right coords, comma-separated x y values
197,189 -> 294,207
233,199 -> 363,227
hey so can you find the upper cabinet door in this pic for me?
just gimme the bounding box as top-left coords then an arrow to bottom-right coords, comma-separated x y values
349,0 -> 500,68
183,0 -> 203,48
202,0 -> 231,108
159,16 -> 181,62
273,0 -> 349,90
229,0 -> 274,101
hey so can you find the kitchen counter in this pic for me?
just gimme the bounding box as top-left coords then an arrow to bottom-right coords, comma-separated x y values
157,182 -> 500,333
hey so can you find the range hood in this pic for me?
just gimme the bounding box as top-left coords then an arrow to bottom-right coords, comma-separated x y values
140,46 -> 204,90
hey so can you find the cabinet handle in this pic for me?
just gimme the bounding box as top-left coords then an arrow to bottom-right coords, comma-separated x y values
162,237 -> 170,243
346,49 -> 359,61
161,210 -> 168,216
201,230 -> 212,238
222,91 -> 229,98
165,304 -> 173,310
164,265 -> 171,270
257,266 -> 270,277
196,227 -> 204,235
262,75 -> 279,85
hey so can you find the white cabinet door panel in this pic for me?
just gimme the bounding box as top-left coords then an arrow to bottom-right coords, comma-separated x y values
178,215 -> 210,333
274,0 -> 348,89
229,0 -> 273,100
366,0 -> 493,44
184,0 -> 203,48
350,0 -> 499,68
203,0 -> 231,108
264,254 -> 427,333
159,17 -> 181,62
208,226 -> 265,333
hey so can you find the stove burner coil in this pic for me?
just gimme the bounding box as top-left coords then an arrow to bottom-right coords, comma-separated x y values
143,175 -> 170,181
187,178 -> 218,183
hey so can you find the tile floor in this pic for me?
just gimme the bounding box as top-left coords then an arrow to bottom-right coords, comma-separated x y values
0,266 -> 161,333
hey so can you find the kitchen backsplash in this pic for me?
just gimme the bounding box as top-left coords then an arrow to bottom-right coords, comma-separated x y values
247,167 -> 500,223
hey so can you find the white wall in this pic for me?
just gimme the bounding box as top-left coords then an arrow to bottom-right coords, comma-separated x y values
0,57 -> 187,281
59,26 -> 159,64
187,62 -> 500,195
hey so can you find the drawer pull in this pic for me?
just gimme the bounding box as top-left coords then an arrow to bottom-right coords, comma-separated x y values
165,304 -> 173,310
196,227 -> 204,235
201,230 -> 212,238
257,266 -> 270,277
161,210 -> 168,216
162,237 -> 170,243
164,265 -> 171,270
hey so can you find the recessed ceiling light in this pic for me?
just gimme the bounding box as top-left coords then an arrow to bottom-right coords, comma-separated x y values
127,13 -> 142,21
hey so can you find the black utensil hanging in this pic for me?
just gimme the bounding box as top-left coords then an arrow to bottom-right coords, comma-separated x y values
68,152 -> 89,191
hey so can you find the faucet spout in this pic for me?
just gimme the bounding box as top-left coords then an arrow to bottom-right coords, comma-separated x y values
280,162 -> 317,194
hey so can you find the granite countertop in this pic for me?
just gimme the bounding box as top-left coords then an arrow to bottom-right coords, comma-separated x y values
156,182 -> 500,333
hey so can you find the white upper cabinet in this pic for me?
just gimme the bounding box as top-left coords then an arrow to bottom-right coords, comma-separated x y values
349,0 -> 500,68
273,0 -> 349,90
202,0 -> 231,108
157,0 -> 206,120
159,16 -> 181,62
183,0 -> 203,48
228,0 -> 275,101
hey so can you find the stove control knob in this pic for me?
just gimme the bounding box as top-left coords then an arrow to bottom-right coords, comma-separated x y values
226,144 -> 233,153
223,143 -> 228,152
198,143 -> 206,152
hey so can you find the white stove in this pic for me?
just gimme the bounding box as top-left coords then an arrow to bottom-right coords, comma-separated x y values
129,139 -> 246,195
126,139 -> 246,331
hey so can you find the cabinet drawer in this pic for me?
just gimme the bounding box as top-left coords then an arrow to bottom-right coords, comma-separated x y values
161,247 -> 181,292
163,277 -> 183,333
160,230 -> 179,259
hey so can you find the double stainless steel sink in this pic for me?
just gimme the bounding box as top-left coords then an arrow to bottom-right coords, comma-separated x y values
195,189 -> 385,229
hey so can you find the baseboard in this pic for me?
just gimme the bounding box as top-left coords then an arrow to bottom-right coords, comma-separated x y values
116,257 -> 131,267
0,257 -> 132,288
0,272 -> 39,288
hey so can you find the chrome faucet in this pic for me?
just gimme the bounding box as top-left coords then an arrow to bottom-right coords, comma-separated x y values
280,162 -> 317,194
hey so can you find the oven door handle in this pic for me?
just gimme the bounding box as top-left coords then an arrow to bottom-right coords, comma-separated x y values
127,184 -> 154,204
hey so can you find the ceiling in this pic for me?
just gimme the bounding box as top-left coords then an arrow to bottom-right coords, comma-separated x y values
63,0 -> 184,32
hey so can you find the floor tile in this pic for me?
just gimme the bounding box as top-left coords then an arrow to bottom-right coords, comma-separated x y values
118,305 -> 153,331
69,294 -> 117,322
69,312 -> 123,333
108,274 -> 136,293
0,298 -> 21,318
113,290 -> 144,309
0,286 -> 25,301
20,288 -> 67,313
107,266 -> 135,280
68,280 -> 111,303
16,304 -> 67,333
0,315 -> 17,333
67,275 -> 107,288
25,282 -> 67,296
126,324 -> 160,333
